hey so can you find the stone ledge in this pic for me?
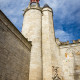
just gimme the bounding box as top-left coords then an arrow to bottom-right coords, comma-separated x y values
23,3 -> 42,16
56,38 -> 80,46
0,10 -> 32,50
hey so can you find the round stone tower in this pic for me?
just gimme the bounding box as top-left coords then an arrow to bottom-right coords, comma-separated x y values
42,4 -> 60,80
22,0 -> 42,80
42,4 -> 53,80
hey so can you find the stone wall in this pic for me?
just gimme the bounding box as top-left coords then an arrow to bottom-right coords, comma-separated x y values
0,11 -> 31,80
59,43 -> 80,80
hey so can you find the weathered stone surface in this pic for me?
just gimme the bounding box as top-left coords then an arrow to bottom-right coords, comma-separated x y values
22,4 -> 42,80
60,44 -> 80,80
0,11 -> 31,80
42,7 -> 56,80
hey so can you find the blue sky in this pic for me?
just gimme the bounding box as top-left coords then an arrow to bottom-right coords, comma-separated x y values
0,0 -> 80,42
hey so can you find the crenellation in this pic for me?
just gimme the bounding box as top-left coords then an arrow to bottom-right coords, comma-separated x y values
56,39 -> 80,46
78,39 -> 80,42
73,40 -> 76,43
56,38 -> 70,45
60,41 -> 69,45
73,40 -> 80,44
23,3 -> 42,16
56,38 -> 61,45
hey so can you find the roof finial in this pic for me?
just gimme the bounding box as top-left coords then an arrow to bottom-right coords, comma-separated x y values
30,0 -> 40,3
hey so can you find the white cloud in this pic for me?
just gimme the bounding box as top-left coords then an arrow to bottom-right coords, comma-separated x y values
42,0 -> 80,24
0,0 -> 80,26
55,29 -> 74,42
0,0 -> 29,28
0,0 -> 80,41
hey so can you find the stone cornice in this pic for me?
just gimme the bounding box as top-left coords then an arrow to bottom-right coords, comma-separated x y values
23,7 -> 42,16
59,43 -> 80,49
0,10 -> 32,50
56,38 -> 80,48
23,2 -> 42,16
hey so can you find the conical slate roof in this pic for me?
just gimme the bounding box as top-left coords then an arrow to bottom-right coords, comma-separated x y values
43,4 -> 50,8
